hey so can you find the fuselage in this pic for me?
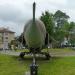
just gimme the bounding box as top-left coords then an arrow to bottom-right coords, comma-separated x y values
23,19 -> 46,50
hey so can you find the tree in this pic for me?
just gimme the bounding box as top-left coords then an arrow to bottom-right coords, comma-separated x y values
69,22 -> 75,32
54,10 -> 69,28
60,21 -> 75,45
68,22 -> 75,44
62,21 -> 75,37
40,10 -> 75,47
40,11 -> 55,39
52,10 -> 70,47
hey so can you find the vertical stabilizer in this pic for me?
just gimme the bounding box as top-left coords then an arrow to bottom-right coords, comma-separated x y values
33,2 -> 36,24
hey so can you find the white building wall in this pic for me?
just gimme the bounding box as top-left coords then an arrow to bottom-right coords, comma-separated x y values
3,32 -> 8,50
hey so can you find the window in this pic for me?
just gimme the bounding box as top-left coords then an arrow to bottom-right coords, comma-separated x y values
5,33 -> 8,35
5,37 -> 8,39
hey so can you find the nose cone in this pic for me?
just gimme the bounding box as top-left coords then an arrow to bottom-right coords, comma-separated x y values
23,19 -> 46,49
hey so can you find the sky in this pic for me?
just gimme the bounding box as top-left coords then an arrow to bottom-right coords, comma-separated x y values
0,0 -> 75,36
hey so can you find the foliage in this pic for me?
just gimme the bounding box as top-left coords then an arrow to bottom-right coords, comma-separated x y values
40,11 -> 55,45
54,10 -> 69,28
10,40 -> 18,47
40,11 -> 54,36
40,10 -> 75,47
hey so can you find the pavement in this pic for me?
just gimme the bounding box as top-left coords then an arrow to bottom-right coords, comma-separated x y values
0,50 -> 75,57
0,50 -> 20,56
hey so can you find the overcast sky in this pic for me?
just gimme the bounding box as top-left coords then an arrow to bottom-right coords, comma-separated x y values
0,0 -> 75,36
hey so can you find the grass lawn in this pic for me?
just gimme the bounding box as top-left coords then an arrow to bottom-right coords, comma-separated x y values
0,54 -> 30,75
0,53 -> 75,75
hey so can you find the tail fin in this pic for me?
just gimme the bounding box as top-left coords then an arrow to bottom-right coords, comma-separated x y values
33,2 -> 36,24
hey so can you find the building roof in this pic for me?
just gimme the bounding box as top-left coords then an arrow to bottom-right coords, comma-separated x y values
0,28 -> 15,33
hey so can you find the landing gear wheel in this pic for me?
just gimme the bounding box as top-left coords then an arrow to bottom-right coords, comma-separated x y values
30,63 -> 38,75
45,53 -> 51,60
19,52 -> 25,59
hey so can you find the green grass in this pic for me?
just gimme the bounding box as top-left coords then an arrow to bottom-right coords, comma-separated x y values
39,57 -> 75,75
0,54 -> 30,75
44,48 -> 75,52
16,49 -> 29,52
1,54 -> 75,75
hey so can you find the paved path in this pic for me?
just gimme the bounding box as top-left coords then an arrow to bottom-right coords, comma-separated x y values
50,52 -> 75,57
0,50 -> 75,57
0,50 -> 20,56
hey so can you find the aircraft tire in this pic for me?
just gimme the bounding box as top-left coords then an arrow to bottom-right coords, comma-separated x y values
20,52 -> 25,59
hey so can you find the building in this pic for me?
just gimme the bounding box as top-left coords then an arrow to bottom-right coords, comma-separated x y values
0,28 -> 15,50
